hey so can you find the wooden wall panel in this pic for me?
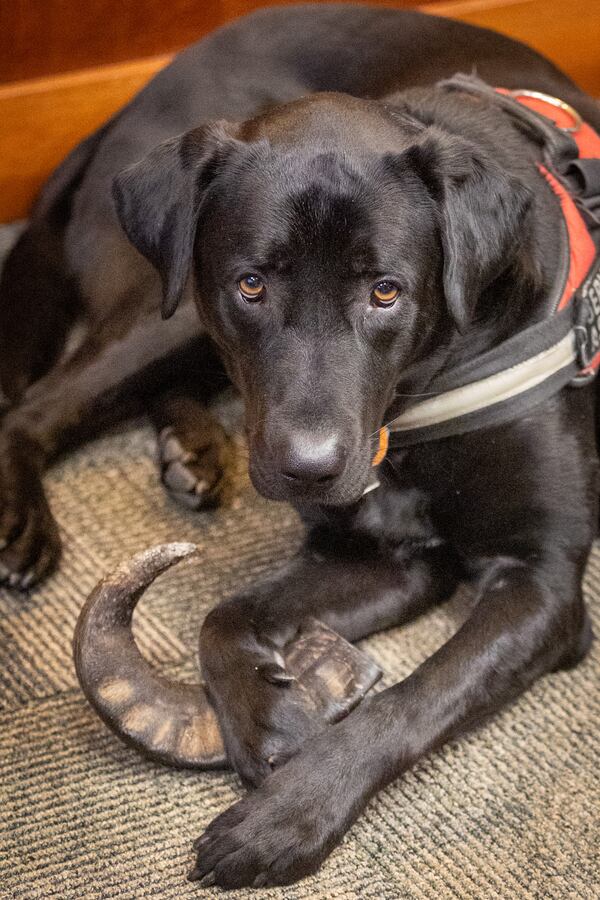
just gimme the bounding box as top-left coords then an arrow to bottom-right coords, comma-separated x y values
0,0 -> 598,221
0,57 -> 171,220
426,0 -> 600,101
0,0 -> 430,84
0,0 -> 222,83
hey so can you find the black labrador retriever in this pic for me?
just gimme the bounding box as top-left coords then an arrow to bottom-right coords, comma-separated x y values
1,2 -> 599,888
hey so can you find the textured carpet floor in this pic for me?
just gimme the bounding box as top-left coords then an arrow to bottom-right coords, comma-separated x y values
0,225 -> 599,899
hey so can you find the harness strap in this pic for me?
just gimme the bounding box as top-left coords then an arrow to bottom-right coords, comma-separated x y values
383,333 -> 577,449
439,75 -> 579,165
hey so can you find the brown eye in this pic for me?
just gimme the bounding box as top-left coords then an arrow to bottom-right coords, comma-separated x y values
238,274 -> 265,301
371,281 -> 400,308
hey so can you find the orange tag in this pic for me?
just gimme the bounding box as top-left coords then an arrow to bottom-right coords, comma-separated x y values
371,427 -> 389,467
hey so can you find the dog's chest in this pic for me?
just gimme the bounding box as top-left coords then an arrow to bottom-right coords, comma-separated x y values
357,476 -> 441,559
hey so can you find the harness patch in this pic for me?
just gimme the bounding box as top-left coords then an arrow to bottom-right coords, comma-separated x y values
577,256 -> 600,372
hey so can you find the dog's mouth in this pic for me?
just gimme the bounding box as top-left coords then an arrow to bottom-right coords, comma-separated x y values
250,468 -> 373,507
246,434 -> 380,508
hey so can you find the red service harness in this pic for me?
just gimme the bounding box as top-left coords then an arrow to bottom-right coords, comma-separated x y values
370,78 -> 600,469
499,88 -> 600,328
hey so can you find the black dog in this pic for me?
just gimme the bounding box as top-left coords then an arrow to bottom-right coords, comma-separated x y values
1,3 -> 599,888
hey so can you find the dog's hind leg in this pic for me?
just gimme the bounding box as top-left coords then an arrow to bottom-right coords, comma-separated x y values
0,116 -> 118,409
0,303 -> 202,589
0,222 -> 80,407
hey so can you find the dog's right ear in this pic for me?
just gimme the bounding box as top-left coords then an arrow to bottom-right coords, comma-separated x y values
386,127 -> 531,333
113,122 -> 239,319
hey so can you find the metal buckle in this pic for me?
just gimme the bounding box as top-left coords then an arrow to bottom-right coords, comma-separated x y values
574,322 -> 593,370
509,89 -> 583,134
571,264 -> 600,385
570,323 -> 596,384
570,368 -> 596,387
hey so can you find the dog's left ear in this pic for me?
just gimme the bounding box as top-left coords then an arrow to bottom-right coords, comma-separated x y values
113,121 -> 240,319
392,129 -> 532,332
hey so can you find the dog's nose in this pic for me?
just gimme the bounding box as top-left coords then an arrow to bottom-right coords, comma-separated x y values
280,431 -> 347,485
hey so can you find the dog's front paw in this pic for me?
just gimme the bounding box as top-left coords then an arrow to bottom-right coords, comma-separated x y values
157,423 -> 231,510
0,458 -> 61,590
188,726 -> 362,888
201,621 -> 321,786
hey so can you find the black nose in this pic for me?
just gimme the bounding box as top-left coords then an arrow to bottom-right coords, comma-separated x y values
280,431 -> 347,486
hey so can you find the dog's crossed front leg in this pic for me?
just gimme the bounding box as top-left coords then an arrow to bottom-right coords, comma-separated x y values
199,542 -> 459,786
191,555 -> 592,888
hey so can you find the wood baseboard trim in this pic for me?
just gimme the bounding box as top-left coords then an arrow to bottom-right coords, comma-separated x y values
0,55 -> 172,221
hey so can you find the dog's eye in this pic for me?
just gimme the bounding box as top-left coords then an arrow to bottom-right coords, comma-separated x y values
238,274 -> 265,302
371,281 -> 400,308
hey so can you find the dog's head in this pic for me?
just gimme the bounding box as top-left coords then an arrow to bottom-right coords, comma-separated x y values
114,92 -> 530,506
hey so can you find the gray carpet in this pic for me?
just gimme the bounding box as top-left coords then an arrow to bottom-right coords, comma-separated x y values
0,226 -> 599,899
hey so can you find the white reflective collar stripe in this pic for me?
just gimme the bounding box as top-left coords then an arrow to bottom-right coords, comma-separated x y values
388,331 -> 577,433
